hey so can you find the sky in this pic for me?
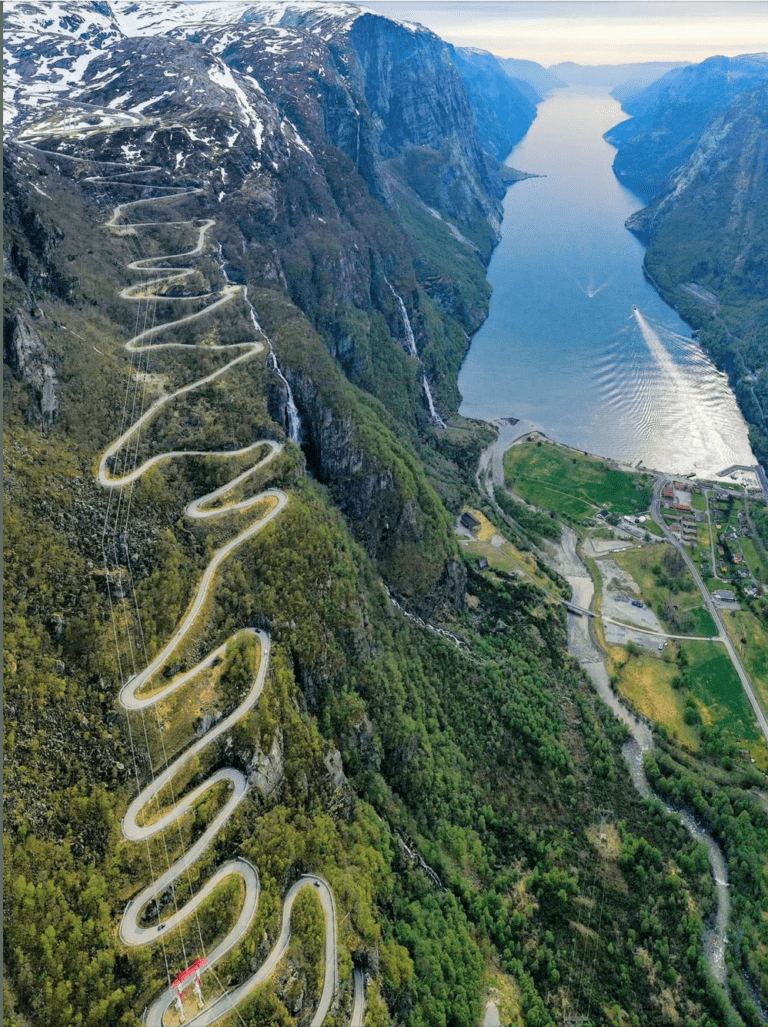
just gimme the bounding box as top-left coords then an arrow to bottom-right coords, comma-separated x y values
360,1 -> 768,65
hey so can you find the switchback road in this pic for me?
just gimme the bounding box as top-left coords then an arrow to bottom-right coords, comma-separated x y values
86,161 -> 343,1026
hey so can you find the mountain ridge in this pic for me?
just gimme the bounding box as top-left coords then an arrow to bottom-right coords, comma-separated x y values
5,8 -> 768,1027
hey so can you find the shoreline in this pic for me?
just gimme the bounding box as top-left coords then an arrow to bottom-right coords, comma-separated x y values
480,416 -> 764,491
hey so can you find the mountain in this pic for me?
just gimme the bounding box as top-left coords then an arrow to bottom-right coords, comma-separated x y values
5,0 -> 522,598
608,56 -> 768,471
451,47 -> 537,161
606,53 -> 768,199
5,5 -> 768,1027
550,60 -> 686,91
495,56 -> 564,97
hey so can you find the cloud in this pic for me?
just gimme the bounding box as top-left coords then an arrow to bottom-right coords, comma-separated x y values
361,1 -> 768,64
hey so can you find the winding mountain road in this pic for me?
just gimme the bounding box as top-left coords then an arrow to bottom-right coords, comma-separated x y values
85,161 -> 344,1026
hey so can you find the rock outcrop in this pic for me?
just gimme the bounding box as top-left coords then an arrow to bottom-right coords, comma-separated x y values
249,728 -> 285,798
3,311 -> 59,424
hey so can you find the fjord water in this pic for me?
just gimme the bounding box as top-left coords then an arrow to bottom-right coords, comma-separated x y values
458,87 -> 755,477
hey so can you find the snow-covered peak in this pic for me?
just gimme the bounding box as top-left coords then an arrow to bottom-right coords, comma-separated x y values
3,1 -> 121,44
239,2 -> 364,30
206,56 -> 265,141
3,2 -> 123,135
109,1 -> 369,38
110,1 -> 194,37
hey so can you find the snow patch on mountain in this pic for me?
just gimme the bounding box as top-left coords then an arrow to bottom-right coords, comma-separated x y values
110,1 -> 195,36
207,61 -> 265,146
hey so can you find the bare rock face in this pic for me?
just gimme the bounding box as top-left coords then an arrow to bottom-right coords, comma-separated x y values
344,712 -> 380,772
323,748 -> 346,791
4,312 -> 59,424
249,728 -> 285,798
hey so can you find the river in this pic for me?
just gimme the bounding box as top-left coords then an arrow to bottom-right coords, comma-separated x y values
480,437 -> 732,991
458,86 -> 755,479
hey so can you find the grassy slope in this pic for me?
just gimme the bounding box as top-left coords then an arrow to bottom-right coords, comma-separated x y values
504,440 -> 652,523
4,146 -> 768,1027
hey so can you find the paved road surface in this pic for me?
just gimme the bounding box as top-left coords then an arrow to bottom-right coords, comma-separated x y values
651,476 -> 768,746
351,969 -> 366,1027
85,169 -> 340,1026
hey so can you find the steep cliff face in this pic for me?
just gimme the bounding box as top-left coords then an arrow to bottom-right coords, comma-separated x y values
495,57 -> 563,96
345,14 -> 506,240
5,0 -> 508,606
3,311 -> 60,425
606,53 -> 768,199
256,287 -> 458,607
451,47 -> 537,162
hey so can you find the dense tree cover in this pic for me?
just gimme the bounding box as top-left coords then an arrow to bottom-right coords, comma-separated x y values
494,487 -> 562,545
646,747 -> 768,1025
6,140 -> 765,1027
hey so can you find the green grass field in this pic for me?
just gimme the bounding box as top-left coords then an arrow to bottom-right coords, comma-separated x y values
680,640 -> 766,758
723,609 -> 768,720
461,537 -> 560,596
503,441 -> 651,522
683,606 -> 718,637
740,536 -> 767,579
611,649 -> 699,751
644,520 -> 665,538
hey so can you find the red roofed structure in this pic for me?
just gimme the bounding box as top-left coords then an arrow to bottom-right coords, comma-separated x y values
172,957 -> 208,992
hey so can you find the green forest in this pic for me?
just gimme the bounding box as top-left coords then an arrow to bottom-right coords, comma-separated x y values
4,31 -> 768,1027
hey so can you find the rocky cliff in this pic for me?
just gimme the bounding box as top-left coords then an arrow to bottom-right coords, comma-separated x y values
3,311 -> 60,424
606,53 -> 768,199
611,65 -> 768,469
451,47 -> 537,162
6,8 -> 768,1027
3,0 -> 517,607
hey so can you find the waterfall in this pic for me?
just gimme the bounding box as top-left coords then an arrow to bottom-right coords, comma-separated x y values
384,585 -> 471,653
268,351 -> 302,444
385,278 -> 418,357
422,375 -> 446,429
385,277 -> 446,428
241,285 -> 303,445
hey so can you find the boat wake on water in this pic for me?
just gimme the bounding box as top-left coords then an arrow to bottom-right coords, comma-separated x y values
564,267 -> 616,298
591,306 -> 755,476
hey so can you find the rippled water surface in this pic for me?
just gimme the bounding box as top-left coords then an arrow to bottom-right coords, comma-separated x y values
458,87 -> 755,477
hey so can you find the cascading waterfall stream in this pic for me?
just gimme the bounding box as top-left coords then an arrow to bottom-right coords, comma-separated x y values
385,278 -> 417,358
267,349 -> 302,444
65,153 -> 342,1027
212,242 -> 303,444
422,376 -> 447,430
384,277 -> 446,427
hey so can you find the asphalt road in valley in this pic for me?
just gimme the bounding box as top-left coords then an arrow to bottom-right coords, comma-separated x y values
651,476 -> 768,746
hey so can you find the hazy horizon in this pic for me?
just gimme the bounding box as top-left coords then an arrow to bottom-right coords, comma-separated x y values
360,1 -> 768,65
